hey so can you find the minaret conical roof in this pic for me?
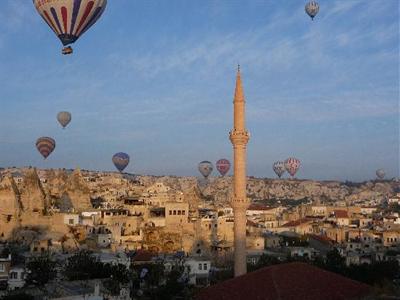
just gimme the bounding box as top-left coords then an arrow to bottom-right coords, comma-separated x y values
234,65 -> 244,103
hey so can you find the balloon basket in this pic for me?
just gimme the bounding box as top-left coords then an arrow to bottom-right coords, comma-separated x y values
62,46 -> 73,55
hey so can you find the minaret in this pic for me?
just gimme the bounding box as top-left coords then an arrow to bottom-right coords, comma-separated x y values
229,65 -> 250,277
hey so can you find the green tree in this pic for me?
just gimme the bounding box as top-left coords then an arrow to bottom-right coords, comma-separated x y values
324,248 -> 346,274
26,255 -> 57,287
248,254 -> 280,272
63,250 -> 110,280
154,266 -> 186,300
104,263 -> 137,296
1,293 -> 34,300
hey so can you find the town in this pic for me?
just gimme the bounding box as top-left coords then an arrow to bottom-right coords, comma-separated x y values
0,167 -> 399,299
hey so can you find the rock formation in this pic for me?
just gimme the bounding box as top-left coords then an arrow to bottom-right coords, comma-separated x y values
64,168 -> 91,211
19,168 -> 47,214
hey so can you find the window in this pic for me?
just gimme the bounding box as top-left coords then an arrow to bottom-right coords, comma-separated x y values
182,210 -> 185,215
0,264 -> 4,272
69,219 -> 74,225
169,210 -> 172,215
178,210 -> 181,215
10,272 -> 17,279
173,210 -> 176,215
203,263 -> 207,270
198,263 -> 202,270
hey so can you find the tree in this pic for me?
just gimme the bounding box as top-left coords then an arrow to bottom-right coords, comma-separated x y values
153,266 -> 186,300
135,262 -> 165,288
104,263 -> 137,296
26,255 -> 57,287
324,248 -> 346,274
1,293 -> 34,300
248,254 -> 280,272
63,250 -> 109,280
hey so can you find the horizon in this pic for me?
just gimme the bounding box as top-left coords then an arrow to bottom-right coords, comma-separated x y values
0,0 -> 399,181
1,165 -> 398,184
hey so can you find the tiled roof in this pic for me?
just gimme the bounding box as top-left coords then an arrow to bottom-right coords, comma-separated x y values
281,218 -> 311,227
246,220 -> 259,227
132,250 -> 156,262
334,210 -> 349,218
308,234 -> 333,244
195,262 -> 370,300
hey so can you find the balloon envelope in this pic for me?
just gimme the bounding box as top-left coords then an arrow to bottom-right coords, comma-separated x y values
33,0 -> 107,47
198,161 -> 213,178
216,159 -> 231,176
273,161 -> 286,178
112,152 -> 130,172
57,111 -> 72,128
36,137 -> 56,159
305,1 -> 319,20
284,157 -> 301,177
376,169 -> 385,179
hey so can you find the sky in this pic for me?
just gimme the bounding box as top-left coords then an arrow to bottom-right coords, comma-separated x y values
0,0 -> 398,181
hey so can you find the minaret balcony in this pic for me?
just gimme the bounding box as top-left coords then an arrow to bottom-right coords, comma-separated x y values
229,130 -> 250,145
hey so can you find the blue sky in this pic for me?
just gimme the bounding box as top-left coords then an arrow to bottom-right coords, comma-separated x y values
0,0 -> 398,181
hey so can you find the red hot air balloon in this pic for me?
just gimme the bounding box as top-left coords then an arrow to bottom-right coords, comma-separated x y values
33,0 -> 107,54
284,157 -> 301,178
216,159 -> 231,176
36,137 -> 56,159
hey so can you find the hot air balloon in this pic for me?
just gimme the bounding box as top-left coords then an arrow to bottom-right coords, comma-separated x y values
273,161 -> 286,178
57,111 -> 72,129
305,1 -> 319,20
284,157 -> 301,178
112,152 -> 130,172
33,0 -> 107,55
36,137 -> 56,159
198,161 -> 213,179
376,169 -> 385,180
216,159 -> 231,176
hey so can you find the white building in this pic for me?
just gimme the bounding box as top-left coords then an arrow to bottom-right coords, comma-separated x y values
7,266 -> 25,290
184,258 -> 211,286
63,213 -> 80,226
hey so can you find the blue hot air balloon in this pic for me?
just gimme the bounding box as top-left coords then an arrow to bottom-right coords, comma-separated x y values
112,152 -> 130,172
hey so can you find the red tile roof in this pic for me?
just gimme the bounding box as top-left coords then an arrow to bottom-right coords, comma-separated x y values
196,262 -> 370,300
281,218 -> 312,227
308,234 -> 333,244
246,220 -> 259,227
334,210 -> 349,218
132,250 -> 156,262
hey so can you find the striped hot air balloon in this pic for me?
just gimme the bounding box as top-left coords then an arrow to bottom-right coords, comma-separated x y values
284,157 -> 301,178
33,0 -> 107,54
112,152 -> 130,172
36,137 -> 56,159
305,1 -> 319,20
216,159 -> 231,176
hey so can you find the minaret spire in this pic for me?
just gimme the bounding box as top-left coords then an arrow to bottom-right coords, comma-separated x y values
229,66 -> 250,277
